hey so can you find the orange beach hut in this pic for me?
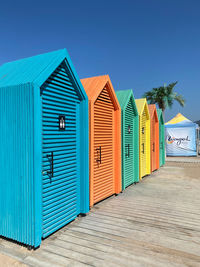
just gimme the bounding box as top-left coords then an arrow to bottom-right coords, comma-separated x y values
81,75 -> 121,207
148,104 -> 159,172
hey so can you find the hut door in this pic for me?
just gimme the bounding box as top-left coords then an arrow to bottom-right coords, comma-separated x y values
141,111 -> 146,177
159,122 -> 164,165
152,116 -> 156,171
93,86 -> 114,204
41,63 -> 81,238
124,99 -> 134,188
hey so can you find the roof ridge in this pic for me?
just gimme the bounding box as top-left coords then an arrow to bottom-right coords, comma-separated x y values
2,49 -> 65,66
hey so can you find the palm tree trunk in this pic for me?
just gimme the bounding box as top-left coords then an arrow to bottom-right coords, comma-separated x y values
162,108 -> 165,122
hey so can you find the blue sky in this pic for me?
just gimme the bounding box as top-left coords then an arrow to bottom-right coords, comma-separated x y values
0,0 -> 199,121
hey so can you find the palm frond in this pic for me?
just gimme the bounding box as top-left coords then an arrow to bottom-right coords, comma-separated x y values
142,81 -> 184,112
173,93 -> 185,107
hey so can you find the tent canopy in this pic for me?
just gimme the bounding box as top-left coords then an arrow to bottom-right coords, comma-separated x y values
165,113 -> 198,129
165,113 -> 198,156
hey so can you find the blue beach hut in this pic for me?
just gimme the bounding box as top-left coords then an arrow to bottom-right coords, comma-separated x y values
0,49 -> 89,248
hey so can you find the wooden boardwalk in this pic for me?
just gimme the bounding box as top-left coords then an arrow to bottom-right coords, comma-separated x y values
0,162 -> 200,267
166,156 -> 200,163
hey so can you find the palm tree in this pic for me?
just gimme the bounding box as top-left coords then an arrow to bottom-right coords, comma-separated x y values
143,82 -> 185,117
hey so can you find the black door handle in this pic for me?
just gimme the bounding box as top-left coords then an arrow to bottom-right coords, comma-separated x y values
142,143 -> 144,154
126,144 -> 130,157
153,142 -> 155,152
96,146 -> 101,164
160,141 -> 163,149
47,152 -> 54,177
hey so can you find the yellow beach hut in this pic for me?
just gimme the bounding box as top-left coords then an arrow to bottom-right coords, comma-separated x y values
135,98 -> 151,179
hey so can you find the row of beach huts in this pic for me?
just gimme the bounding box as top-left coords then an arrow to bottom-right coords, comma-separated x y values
0,49 -> 165,248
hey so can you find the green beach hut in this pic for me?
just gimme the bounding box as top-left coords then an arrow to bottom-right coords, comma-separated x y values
157,109 -> 165,166
116,90 -> 139,190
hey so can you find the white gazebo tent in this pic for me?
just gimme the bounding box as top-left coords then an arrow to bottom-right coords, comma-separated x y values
165,113 -> 199,156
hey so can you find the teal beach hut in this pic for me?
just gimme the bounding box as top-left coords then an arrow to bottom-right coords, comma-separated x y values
157,109 -> 165,166
116,90 -> 139,190
0,49 -> 89,248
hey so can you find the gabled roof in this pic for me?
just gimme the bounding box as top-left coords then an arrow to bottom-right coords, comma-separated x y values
165,113 -> 198,128
81,75 -> 120,110
116,89 -> 132,109
148,104 -> 158,122
166,113 -> 190,125
135,98 -> 150,119
0,49 -> 86,100
116,89 -> 138,116
157,109 -> 164,124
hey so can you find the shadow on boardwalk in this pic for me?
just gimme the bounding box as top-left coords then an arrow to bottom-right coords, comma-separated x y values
0,161 -> 200,267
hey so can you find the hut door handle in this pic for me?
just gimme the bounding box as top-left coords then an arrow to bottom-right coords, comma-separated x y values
161,142 -> 163,149
96,146 -> 101,164
47,152 -> 54,177
142,143 -> 144,154
153,142 -> 155,152
126,144 -> 130,157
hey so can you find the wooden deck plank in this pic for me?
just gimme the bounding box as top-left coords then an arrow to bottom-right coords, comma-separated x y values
0,162 -> 200,266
